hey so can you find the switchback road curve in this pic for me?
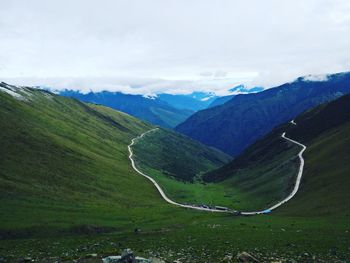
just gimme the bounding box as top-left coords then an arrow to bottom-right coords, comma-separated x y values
128,123 -> 307,215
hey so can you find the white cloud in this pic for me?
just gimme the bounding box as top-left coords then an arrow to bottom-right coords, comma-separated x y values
302,74 -> 330,82
0,0 -> 350,94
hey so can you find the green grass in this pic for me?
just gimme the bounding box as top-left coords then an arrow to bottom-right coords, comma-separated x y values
0,87 -> 349,262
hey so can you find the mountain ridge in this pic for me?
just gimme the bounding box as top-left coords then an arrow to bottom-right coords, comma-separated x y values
175,71 -> 350,156
59,90 -> 194,128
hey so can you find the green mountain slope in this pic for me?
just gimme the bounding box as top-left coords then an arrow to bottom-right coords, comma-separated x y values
133,128 -> 231,182
198,125 -> 301,211
0,83 -> 163,235
0,82 -> 231,237
204,94 -> 350,215
279,94 -> 350,216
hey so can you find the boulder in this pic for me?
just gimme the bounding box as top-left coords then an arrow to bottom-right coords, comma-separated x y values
236,252 -> 260,262
120,249 -> 136,263
102,249 -> 152,263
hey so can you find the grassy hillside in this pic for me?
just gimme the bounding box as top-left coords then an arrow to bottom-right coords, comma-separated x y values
133,128 -> 230,182
0,82 -> 166,235
278,94 -> 350,216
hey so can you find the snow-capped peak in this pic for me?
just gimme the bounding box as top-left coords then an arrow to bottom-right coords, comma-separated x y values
0,82 -> 33,100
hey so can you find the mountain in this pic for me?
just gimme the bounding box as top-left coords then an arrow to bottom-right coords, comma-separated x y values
208,85 -> 264,108
157,92 -> 217,111
0,82 -> 229,237
204,93 -> 350,215
175,72 -> 350,156
59,90 -> 194,128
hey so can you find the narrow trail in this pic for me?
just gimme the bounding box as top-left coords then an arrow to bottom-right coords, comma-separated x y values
128,122 -> 307,215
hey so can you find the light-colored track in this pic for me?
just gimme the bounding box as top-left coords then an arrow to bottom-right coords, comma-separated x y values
128,124 -> 306,215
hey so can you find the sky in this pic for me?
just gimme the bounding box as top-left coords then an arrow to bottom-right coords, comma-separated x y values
1,0 -> 350,95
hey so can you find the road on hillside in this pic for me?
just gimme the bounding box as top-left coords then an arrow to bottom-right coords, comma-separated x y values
128,122 -> 307,215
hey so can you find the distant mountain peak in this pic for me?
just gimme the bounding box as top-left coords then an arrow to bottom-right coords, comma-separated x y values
229,84 -> 264,94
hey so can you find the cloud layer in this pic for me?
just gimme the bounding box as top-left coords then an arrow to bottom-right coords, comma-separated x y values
1,0 -> 350,94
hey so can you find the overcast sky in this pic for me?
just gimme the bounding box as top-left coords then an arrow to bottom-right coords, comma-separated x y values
1,0 -> 350,95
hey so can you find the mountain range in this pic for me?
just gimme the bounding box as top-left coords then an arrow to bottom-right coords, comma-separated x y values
59,90 -> 195,128
176,72 -> 350,156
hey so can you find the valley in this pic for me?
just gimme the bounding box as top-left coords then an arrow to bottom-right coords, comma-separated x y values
0,83 -> 349,262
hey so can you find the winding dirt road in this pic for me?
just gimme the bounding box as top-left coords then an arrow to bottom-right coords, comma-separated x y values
128,123 -> 307,215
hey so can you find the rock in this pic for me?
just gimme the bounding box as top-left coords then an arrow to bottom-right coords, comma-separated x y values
149,258 -> 165,263
120,249 -> 136,263
286,243 -> 296,248
220,255 -> 233,262
102,249 -> 152,263
236,252 -> 260,262
17,257 -> 33,263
